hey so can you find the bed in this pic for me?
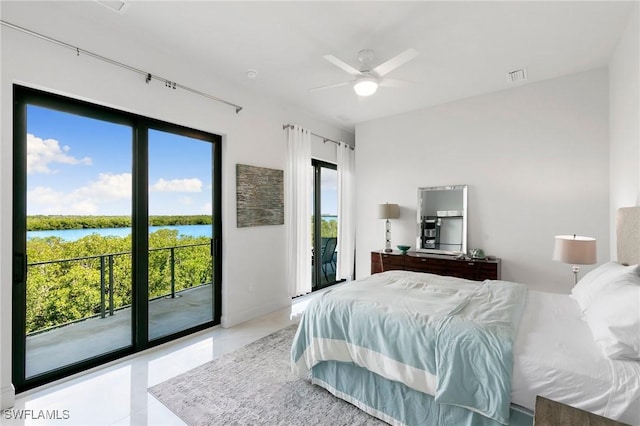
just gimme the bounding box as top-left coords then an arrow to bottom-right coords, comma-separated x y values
291,207 -> 640,426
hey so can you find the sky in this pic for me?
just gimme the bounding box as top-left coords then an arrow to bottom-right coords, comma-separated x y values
320,168 -> 338,216
26,104 -> 338,217
26,105 -> 213,216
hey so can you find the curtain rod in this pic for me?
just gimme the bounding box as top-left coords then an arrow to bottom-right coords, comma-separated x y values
282,124 -> 354,150
1,20 -> 243,114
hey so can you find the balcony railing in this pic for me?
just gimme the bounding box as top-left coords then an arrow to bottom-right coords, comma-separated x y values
26,241 -> 212,336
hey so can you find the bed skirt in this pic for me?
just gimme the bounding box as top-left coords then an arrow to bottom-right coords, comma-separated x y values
311,361 -> 533,426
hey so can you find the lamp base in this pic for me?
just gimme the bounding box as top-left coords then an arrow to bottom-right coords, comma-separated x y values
383,219 -> 392,253
572,264 -> 580,285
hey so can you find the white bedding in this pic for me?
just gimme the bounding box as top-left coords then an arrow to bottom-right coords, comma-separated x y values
512,290 -> 640,424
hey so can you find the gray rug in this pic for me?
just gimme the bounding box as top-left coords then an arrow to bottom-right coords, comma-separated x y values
148,325 -> 386,425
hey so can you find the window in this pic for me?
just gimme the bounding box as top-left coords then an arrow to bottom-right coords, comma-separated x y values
12,85 -> 222,391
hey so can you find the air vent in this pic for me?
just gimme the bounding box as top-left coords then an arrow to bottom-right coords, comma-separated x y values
96,0 -> 128,13
506,68 -> 527,83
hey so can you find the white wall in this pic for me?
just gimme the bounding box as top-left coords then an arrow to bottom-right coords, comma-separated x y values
609,3 -> 640,259
355,69 -> 610,292
0,27 -> 353,407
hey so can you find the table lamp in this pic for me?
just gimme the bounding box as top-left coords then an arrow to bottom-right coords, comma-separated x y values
553,234 -> 596,284
378,203 -> 400,252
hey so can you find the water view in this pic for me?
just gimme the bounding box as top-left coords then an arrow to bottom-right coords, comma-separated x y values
27,224 -> 212,241
28,217 -> 336,241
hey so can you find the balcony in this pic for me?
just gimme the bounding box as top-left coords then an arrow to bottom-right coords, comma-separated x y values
24,242 -> 213,379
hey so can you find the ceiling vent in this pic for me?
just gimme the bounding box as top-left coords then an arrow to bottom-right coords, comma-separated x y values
506,68 -> 527,83
96,0 -> 128,13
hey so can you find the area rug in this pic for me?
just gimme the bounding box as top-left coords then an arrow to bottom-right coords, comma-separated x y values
148,325 -> 386,425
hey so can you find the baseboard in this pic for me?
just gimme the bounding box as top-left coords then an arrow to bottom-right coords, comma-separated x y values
222,298 -> 290,328
1,384 -> 16,409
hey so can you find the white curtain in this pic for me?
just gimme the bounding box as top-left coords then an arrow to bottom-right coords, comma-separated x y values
337,143 -> 356,281
285,125 -> 312,297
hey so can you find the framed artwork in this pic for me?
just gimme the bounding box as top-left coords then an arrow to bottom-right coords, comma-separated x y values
236,164 -> 284,227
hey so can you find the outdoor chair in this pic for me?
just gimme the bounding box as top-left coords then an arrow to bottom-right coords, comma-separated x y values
320,237 -> 337,280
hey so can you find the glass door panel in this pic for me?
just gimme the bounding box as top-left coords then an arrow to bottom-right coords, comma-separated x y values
24,105 -> 133,378
319,167 -> 338,287
147,129 -> 213,341
310,164 -> 316,287
311,160 -> 338,290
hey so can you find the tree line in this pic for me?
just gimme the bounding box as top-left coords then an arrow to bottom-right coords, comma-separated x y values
27,215 -> 212,231
26,229 -> 212,334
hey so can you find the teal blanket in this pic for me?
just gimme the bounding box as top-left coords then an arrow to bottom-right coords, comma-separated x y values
291,271 -> 527,425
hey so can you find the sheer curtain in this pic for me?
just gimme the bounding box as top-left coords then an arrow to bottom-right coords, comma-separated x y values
337,143 -> 356,281
285,125 -> 312,297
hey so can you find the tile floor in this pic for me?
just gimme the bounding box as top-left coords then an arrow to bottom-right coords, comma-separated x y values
26,284 -> 213,378
3,297 -> 315,426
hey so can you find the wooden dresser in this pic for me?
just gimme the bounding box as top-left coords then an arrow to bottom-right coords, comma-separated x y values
370,250 -> 501,281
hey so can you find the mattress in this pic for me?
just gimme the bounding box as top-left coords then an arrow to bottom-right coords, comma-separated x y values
511,290 -> 640,425
292,271 -> 527,424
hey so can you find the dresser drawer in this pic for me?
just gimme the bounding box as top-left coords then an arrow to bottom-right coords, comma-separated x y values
447,261 -> 480,280
371,252 -> 405,267
404,255 -> 447,273
478,261 -> 500,280
371,252 -> 406,274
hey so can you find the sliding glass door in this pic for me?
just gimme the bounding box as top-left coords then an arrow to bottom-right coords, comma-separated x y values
20,103 -> 134,380
12,86 -> 222,391
311,159 -> 339,290
147,128 -> 214,341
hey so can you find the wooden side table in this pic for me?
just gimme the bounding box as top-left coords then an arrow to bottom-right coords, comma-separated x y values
534,396 -> 630,426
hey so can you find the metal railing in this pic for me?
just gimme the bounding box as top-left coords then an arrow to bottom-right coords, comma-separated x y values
26,240 -> 212,334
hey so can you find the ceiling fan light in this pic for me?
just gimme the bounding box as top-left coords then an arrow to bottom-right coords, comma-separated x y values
354,77 -> 378,96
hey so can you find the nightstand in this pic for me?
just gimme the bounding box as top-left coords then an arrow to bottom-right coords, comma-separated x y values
534,396 -> 629,426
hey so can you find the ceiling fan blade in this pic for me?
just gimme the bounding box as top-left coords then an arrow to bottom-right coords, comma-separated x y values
309,81 -> 352,92
323,55 -> 362,76
379,78 -> 412,88
372,48 -> 418,77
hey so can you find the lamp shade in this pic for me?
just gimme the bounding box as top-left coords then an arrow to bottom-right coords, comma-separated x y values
378,203 -> 400,220
553,235 -> 597,265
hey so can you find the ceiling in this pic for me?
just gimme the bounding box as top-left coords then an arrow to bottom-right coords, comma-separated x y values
1,1 -> 636,133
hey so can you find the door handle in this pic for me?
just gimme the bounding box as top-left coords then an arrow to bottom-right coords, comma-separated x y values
13,253 -> 26,283
211,238 -> 221,258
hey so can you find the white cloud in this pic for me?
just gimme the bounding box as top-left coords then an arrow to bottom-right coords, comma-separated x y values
28,186 -> 65,207
69,200 -> 99,215
73,172 -> 132,201
29,172 -> 211,215
28,173 -> 131,214
27,133 -> 92,174
150,178 -> 202,193
28,186 -> 92,215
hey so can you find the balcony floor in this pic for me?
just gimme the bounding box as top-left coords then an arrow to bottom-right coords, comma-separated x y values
26,284 -> 212,378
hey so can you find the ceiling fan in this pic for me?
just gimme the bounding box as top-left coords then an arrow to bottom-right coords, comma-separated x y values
310,48 -> 418,96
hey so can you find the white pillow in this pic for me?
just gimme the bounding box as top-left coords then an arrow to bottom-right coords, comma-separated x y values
571,262 -> 631,313
572,262 -> 640,359
583,283 -> 640,359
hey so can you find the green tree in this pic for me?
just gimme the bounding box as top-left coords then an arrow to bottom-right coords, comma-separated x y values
27,215 -> 212,231
25,230 -> 212,334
